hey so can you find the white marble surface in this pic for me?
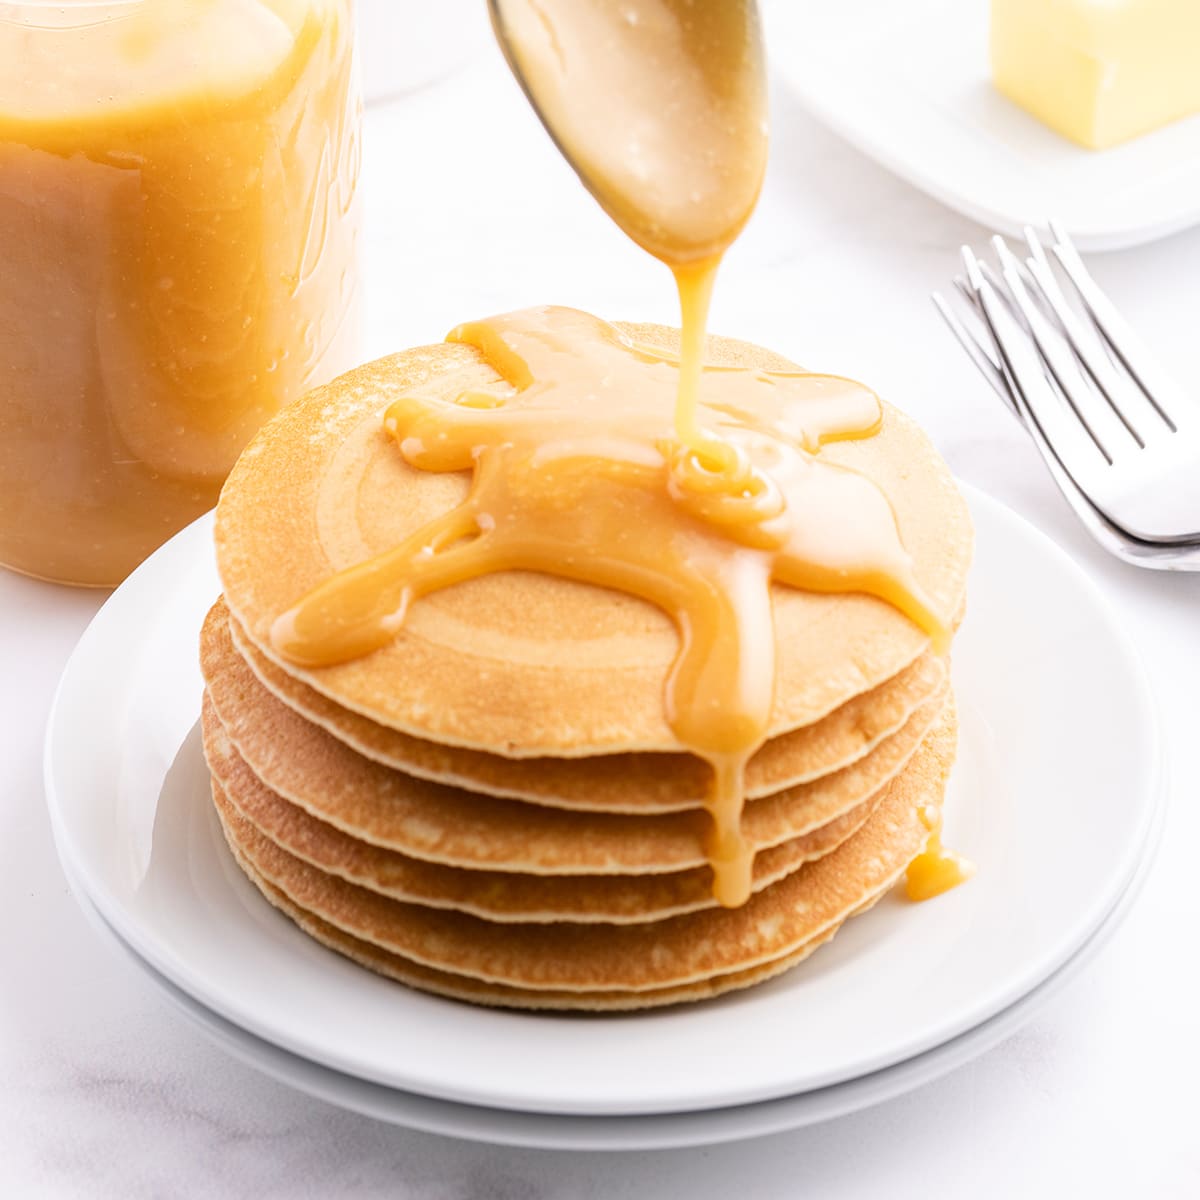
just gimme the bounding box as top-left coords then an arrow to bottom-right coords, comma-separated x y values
5,19 -> 1200,1199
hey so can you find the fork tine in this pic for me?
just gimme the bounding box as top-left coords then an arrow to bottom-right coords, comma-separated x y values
991,236 -> 1133,466
1021,226 -> 1151,447
977,258 -> 1031,329
953,275 -> 979,312
954,270 -> 1047,348
976,246 -> 1070,334
959,247 -> 1036,336
965,246 -> 1116,483
1049,221 -> 1191,432
1022,226 -> 1113,362
932,290 -> 1016,413
949,277 -> 1003,370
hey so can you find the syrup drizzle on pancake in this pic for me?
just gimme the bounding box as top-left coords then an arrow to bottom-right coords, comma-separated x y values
270,307 -> 950,906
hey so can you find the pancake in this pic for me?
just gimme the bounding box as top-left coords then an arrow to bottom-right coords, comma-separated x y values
213,598 -> 947,811
212,700 -> 956,1000
201,663 -> 948,875
204,311 -> 973,1008
210,760 -> 881,924
214,324 -> 972,756
227,843 -> 849,1011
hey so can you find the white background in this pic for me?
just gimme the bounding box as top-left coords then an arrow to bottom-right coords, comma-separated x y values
3,2 -> 1200,1195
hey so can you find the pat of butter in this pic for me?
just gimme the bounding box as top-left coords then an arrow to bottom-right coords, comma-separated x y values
990,0 -> 1200,149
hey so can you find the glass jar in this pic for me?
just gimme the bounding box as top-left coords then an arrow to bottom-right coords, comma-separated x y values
0,0 -> 362,586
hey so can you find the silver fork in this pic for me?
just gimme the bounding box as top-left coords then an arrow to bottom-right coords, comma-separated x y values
934,224 -> 1200,571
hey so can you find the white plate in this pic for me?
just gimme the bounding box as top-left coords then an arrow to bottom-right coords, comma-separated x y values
66,799 -> 1161,1152
45,485 -> 1160,1116
764,0 -> 1200,250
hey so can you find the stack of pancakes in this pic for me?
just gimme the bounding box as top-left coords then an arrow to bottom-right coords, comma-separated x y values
202,324 -> 972,1011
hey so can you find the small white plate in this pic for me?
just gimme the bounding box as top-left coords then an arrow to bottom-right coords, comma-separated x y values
64,802 -> 1163,1151
45,485 -> 1160,1117
764,0 -> 1200,250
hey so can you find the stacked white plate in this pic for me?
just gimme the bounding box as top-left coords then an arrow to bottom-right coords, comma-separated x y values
46,486 -> 1163,1150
